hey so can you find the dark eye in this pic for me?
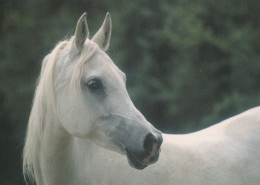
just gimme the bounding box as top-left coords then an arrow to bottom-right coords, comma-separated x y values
86,78 -> 103,91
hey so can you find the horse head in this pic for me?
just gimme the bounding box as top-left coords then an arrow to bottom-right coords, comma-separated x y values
55,13 -> 162,169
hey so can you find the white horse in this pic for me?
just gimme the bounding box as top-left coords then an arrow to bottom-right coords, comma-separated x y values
23,13 -> 260,185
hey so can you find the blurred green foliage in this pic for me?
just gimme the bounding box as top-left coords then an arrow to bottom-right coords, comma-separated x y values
0,0 -> 259,184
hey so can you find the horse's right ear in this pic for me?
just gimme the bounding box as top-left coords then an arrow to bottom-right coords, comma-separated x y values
74,13 -> 89,52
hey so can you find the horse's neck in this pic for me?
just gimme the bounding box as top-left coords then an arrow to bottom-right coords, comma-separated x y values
37,120 -> 182,185
35,120 -> 76,185
36,119 -> 119,185
37,119 -> 198,185
73,135 -> 188,185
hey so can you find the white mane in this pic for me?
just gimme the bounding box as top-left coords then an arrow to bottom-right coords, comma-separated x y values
23,39 -> 97,183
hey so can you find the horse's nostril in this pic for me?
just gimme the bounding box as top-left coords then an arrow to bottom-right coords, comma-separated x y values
157,134 -> 163,148
143,133 -> 157,153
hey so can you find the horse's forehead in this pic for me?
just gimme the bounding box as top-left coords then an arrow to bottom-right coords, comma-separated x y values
83,51 -> 121,77
87,51 -> 111,67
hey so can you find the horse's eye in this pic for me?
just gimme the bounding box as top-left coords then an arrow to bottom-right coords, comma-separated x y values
86,78 -> 103,91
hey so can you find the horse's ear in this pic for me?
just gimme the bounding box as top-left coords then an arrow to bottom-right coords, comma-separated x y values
92,12 -> 112,51
74,13 -> 89,52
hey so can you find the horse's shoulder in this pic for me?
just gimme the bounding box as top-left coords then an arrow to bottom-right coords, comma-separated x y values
221,106 -> 260,142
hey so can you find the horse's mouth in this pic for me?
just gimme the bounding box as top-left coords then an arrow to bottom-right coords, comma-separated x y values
125,146 -> 161,170
125,148 -> 148,170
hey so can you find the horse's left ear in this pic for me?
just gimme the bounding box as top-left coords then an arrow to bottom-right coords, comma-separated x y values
74,12 -> 89,52
92,12 -> 112,51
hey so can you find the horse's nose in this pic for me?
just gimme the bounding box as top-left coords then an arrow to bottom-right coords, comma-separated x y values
143,132 -> 162,153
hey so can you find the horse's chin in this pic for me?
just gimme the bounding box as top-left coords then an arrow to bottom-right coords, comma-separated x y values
125,148 -> 148,170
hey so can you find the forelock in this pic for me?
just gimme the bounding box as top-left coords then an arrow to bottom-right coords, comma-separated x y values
69,40 -> 98,95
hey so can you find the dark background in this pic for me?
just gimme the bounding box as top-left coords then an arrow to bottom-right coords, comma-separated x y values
0,0 -> 260,184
